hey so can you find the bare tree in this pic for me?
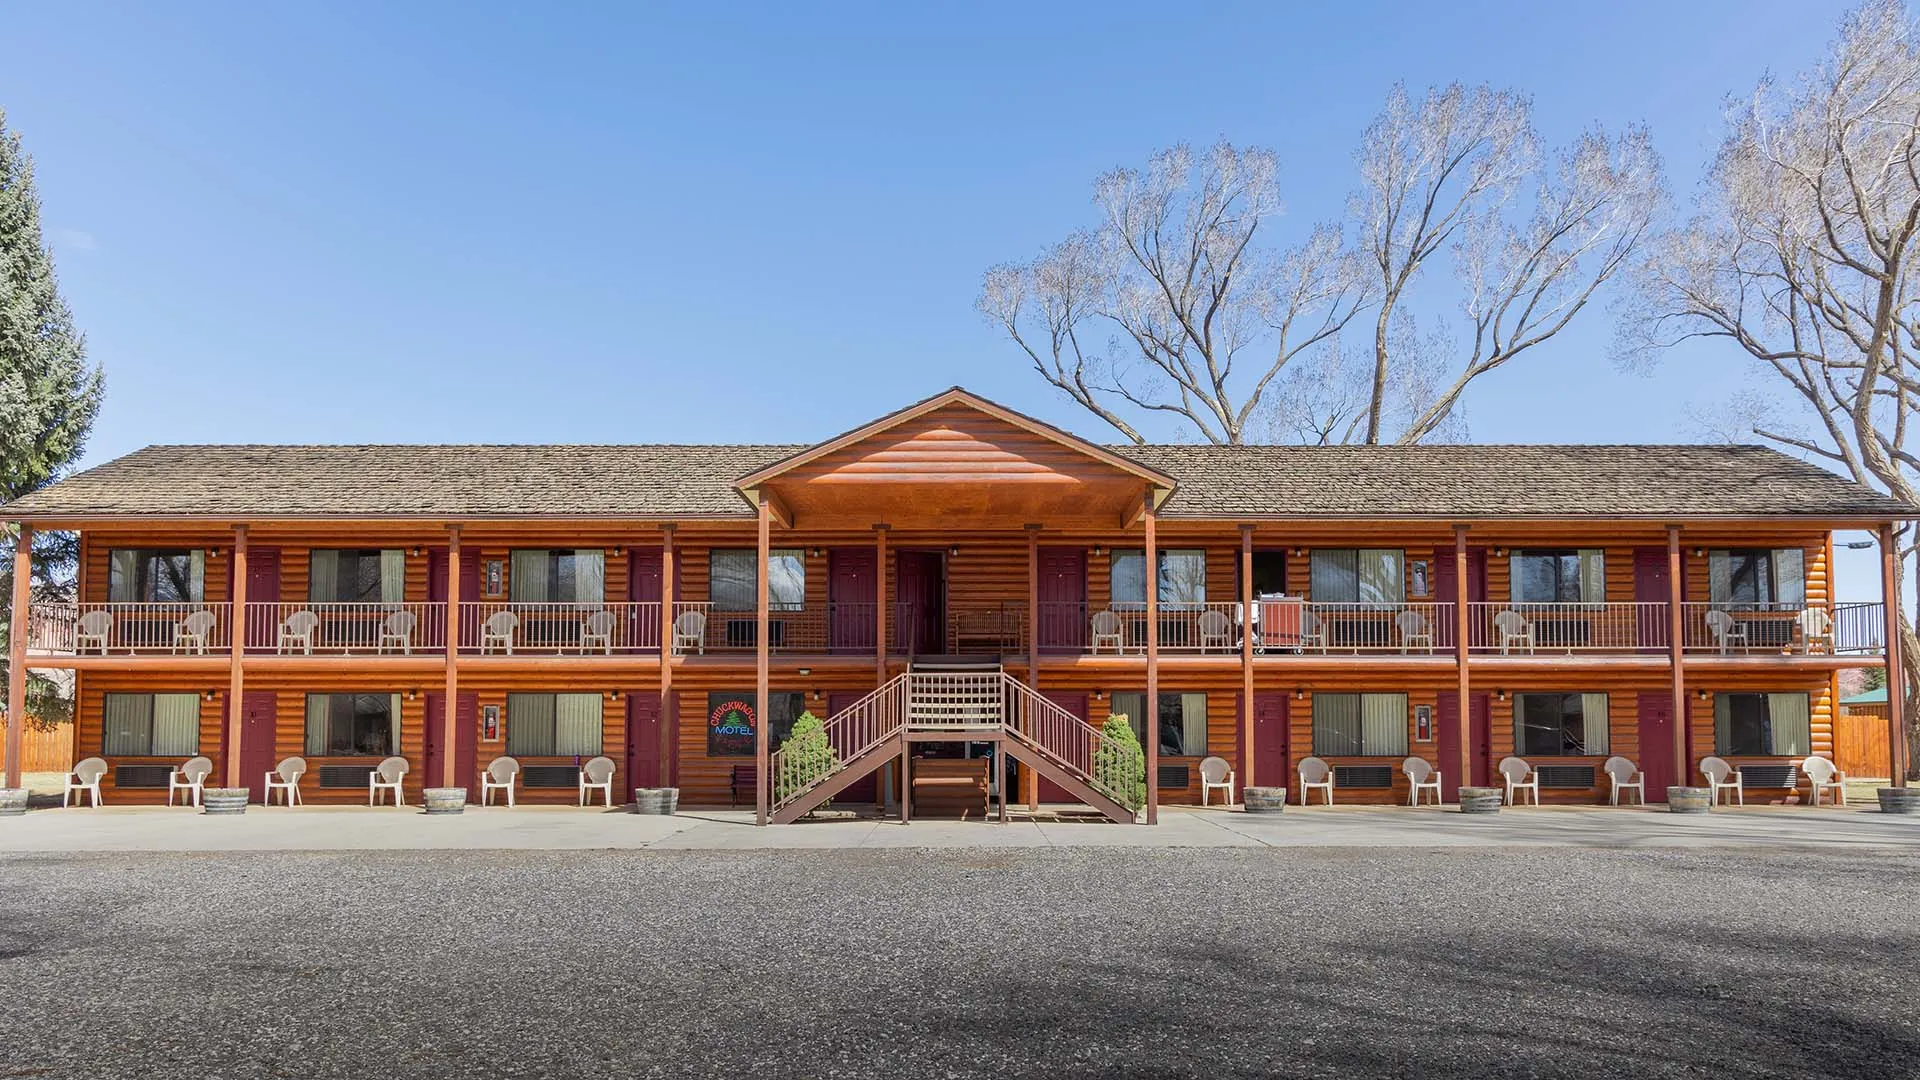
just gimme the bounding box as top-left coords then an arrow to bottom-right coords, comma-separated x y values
1620,0 -> 1920,775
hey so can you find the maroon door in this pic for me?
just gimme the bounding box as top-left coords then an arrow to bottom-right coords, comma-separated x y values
238,691 -> 278,801
1430,547 -> 1490,605
423,692 -> 480,796
1038,692 -> 1087,804
630,549 -> 664,653
1633,547 -> 1672,655
895,551 -> 944,655
625,693 -> 662,791
1639,692 -> 1677,801
1253,693 -> 1288,796
1036,547 -> 1087,653
242,548 -> 280,653
828,549 -> 877,653
829,691 -> 879,804
1436,693 -> 1493,798
429,548 -> 482,651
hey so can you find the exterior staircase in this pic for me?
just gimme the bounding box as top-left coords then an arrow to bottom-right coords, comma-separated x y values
769,661 -> 1140,825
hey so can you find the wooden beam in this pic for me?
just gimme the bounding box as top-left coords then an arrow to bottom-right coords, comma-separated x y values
660,524 -> 675,787
875,525 -> 889,684
443,525 -> 462,789
225,525 -> 248,788
1144,499 -> 1159,825
1240,524 -> 1254,795
1121,489 -> 1150,529
1883,521 -> 1908,787
746,487 -> 794,530
1668,526 -> 1687,793
5,526 -> 31,789
756,493 -> 772,825
1453,525 -> 1470,800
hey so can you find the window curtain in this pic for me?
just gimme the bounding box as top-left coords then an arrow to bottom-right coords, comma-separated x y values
507,693 -> 557,756
1767,693 -> 1811,756
108,550 -> 140,603
310,551 -> 339,604
574,550 -> 605,605
1110,551 -> 1146,606
304,694 -> 330,756
1310,550 -> 1357,603
1111,692 -> 1147,747
1358,550 -> 1405,606
1577,550 -> 1605,605
1771,548 -> 1806,609
1580,693 -> 1610,755
102,694 -> 151,755
1361,694 -> 1408,757
151,694 -> 201,756
1176,693 -> 1207,755
1713,694 -> 1733,754
1312,693 -> 1362,756
380,550 -> 405,605
189,550 -> 206,603
1708,551 -> 1732,607
387,693 -> 403,757
555,694 -> 604,756
511,550 -> 549,603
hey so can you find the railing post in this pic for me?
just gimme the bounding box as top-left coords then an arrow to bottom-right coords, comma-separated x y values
443,525 -> 462,789
1144,499 -> 1159,824
1453,525 -> 1470,799
659,524 -> 675,789
5,525 -> 32,790
755,493 -> 771,825
224,525 -> 248,788
1882,521 -> 1908,786
875,525 -> 888,683
1668,526 -> 1687,792
1240,525 -> 1254,795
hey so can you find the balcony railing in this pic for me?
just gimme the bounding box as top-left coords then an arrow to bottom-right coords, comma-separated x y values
1035,600 -> 1457,655
1679,602 -> 1885,656
1466,602 -> 1669,654
456,602 -> 661,655
243,602 -> 447,655
27,602 -> 233,656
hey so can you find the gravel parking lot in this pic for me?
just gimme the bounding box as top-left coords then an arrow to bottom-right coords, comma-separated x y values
0,845 -> 1913,1079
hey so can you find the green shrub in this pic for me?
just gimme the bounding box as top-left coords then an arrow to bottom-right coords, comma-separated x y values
774,711 -> 840,804
1093,714 -> 1146,810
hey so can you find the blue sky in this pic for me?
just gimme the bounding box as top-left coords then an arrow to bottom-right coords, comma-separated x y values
3,0 -> 1884,592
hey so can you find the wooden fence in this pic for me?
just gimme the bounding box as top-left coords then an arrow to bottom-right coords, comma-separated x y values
1835,709 -> 1892,780
0,724 -> 74,773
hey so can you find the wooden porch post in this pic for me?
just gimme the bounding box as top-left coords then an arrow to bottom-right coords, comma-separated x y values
1667,525 -> 1687,791
1144,500 -> 1159,825
1882,521 -> 1908,786
1025,525 -> 1041,811
224,525 -> 248,788
875,525 -> 888,684
1240,526 -> 1255,793
755,493 -> 771,825
443,525 -> 462,788
1452,524 -> 1470,798
5,526 -> 31,790
659,524 -> 675,787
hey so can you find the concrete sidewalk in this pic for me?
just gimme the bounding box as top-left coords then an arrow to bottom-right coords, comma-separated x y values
0,801 -> 1913,851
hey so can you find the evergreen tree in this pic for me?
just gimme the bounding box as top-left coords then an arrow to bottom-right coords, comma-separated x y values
0,108 -> 103,730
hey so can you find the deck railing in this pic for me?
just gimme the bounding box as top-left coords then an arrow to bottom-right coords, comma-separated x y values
1465,602 -> 1669,654
1002,673 -> 1138,811
243,602 -> 447,655
1036,600 -> 1456,655
456,602 -> 661,655
1679,601 -> 1885,655
26,602 -> 233,656
770,674 -> 906,816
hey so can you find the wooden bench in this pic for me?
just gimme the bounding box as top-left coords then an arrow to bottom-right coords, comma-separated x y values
910,757 -> 989,819
730,764 -> 760,807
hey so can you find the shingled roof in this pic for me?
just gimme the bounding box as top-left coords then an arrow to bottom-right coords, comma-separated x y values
2,441 -> 1910,521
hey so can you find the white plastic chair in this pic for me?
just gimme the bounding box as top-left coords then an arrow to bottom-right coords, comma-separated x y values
64,757 -> 107,807
672,610 -> 707,655
580,610 -> 616,655
1197,756 -> 1234,806
1403,756 -> 1442,806
1090,610 -> 1123,654
1602,755 -> 1644,806
480,756 -> 520,806
369,755 -> 409,806
277,610 -> 320,655
1800,755 -> 1846,806
75,610 -> 113,655
378,610 -> 417,655
1297,756 -> 1334,806
1492,610 -> 1534,655
1395,609 -> 1434,654
1704,609 -> 1748,655
1197,610 -> 1232,654
265,757 -> 306,806
480,611 -> 519,655
1498,756 -> 1539,806
1797,608 -> 1835,655
1700,755 -> 1743,806
579,755 -> 616,807
173,609 -> 218,654
168,755 -> 214,807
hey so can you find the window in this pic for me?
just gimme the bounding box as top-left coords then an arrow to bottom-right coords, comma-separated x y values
1512,693 -> 1610,756
309,549 -> 404,604
1309,550 -> 1404,605
1311,693 -> 1408,756
705,691 -> 806,756
1710,549 -> 1806,611
101,693 -> 200,756
1249,551 -> 1287,597
303,693 -> 400,757
709,550 -> 805,612
509,550 -> 605,604
505,693 -> 604,757
1510,550 -> 1604,604
1110,692 -> 1208,757
1109,550 -> 1206,608
1715,693 -> 1811,756
108,549 -> 203,603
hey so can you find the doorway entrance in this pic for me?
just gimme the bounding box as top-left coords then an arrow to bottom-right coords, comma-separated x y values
895,551 -> 945,655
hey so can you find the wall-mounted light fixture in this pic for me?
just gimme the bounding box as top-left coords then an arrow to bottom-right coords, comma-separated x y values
1495,688 -> 1508,702
1092,689 -> 1105,701
1293,688 -> 1305,701
404,688 -> 418,702
1293,547 -> 1307,558
204,689 -> 219,702
810,688 -> 823,701
606,689 -> 624,702
1697,688 -> 1710,701
1493,547 -> 1508,558
797,667 -> 812,677
949,546 -> 960,557
1693,547 -> 1706,559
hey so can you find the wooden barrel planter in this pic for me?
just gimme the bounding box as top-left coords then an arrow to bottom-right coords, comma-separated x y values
1242,787 -> 1286,813
0,789 -> 27,817
423,787 -> 467,815
1878,787 -> 1920,815
1458,786 -> 1502,814
201,788 -> 249,816
633,787 -> 679,815
1667,786 -> 1711,814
